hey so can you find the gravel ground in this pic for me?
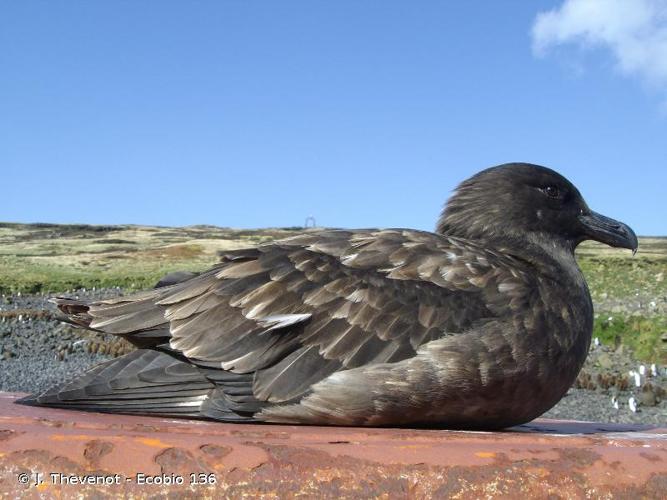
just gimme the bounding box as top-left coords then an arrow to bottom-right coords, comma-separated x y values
0,289 -> 121,395
1,289 -> 665,426
543,388 -> 665,424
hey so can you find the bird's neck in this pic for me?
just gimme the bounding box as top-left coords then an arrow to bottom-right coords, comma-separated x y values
489,232 -> 593,379
482,232 -> 584,286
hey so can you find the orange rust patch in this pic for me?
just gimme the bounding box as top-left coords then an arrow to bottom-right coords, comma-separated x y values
135,437 -> 171,448
49,434 -> 104,442
475,452 -> 496,458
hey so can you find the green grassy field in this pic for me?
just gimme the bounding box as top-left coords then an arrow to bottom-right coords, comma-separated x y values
0,223 -> 303,293
1,222 -> 665,362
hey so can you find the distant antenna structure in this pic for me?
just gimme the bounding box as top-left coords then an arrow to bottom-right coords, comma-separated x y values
304,215 -> 317,228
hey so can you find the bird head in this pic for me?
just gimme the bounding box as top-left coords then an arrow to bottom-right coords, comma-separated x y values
437,163 -> 638,254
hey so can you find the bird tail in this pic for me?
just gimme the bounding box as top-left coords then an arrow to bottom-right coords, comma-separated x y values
17,347 -> 262,422
16,349 -> 216,417
49,289 -> 174,349
48,270 -> 199,346
50,297 -> 96,329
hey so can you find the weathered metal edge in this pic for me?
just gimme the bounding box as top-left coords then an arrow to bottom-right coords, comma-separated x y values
1,392 -> 665,498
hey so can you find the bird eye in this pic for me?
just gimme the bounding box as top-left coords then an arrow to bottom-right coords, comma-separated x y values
542,186 -> 561,199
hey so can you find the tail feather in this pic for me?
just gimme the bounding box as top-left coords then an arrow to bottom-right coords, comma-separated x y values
49,269 -> 203,341
20,350 -> 216,417
19,349 -> 267,421
50,297 -> 95,329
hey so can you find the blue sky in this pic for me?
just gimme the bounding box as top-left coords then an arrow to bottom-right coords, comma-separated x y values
2,1 -> 665,235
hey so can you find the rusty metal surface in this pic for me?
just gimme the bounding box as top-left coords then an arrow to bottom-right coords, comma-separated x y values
0,392 -> 665,499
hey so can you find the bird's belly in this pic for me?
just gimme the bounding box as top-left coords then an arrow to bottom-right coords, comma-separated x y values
263,320 -> 591,429
416,332 -> 590,428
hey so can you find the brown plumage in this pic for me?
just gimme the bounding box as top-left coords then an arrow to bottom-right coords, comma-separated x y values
20,163 -> 638,429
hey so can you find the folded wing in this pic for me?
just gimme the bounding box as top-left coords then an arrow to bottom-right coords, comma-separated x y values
42,229 -> 528,420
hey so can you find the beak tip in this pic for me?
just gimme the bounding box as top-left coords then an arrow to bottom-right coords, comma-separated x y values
579,211 -> 638,254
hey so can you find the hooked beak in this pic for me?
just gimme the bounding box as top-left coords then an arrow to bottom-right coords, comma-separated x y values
578,210 -> 638,254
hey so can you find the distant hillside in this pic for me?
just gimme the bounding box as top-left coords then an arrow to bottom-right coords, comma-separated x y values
0,222 -> 305,293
